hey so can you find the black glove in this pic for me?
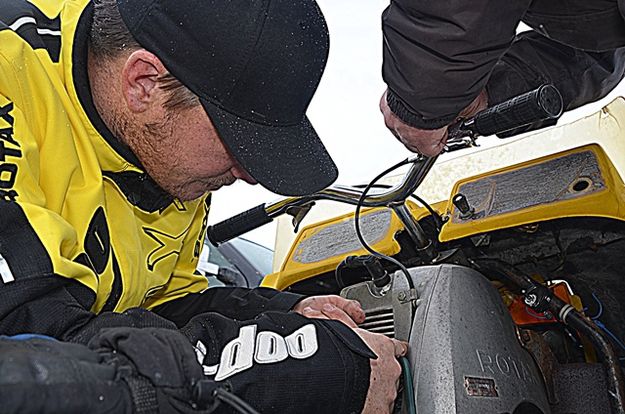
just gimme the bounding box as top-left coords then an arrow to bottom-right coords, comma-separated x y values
88,327 -> 215,414
0,335 -> 132,414
180,311 -> 374,414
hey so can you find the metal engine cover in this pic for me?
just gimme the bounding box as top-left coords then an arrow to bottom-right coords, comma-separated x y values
406,264 -> 550,414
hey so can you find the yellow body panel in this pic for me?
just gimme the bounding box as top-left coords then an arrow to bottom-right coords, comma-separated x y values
262,202 -> 432,290
440,144 -> 625,242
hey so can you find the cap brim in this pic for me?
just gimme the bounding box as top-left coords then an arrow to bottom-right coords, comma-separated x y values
201,99 -> 338,196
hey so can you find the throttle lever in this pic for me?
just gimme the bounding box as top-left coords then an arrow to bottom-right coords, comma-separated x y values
445,84 -> 563,152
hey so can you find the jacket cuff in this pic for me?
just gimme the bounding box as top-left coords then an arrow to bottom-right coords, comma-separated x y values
265,289 -> 305,312
386,89 -> 456,130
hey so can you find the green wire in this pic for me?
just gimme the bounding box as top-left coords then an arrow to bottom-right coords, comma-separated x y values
399,356 -> 417,414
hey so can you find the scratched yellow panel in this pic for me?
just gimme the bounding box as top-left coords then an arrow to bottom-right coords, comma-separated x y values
439,144 -> 625,242
262,200 -> 435,290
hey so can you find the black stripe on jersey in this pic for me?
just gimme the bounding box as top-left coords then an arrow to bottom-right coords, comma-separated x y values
0,0 -> 62,62
103,170 -> 174,213
0,200 -> 53,282
100,249 -> 123,312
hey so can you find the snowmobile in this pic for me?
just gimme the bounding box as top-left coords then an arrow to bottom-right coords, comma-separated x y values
207,85 -> 625,414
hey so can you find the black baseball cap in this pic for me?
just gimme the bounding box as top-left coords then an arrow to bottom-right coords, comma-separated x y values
116,0 -> 338,196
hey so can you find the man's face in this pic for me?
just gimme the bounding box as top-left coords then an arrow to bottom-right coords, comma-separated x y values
129,104 -> 256,201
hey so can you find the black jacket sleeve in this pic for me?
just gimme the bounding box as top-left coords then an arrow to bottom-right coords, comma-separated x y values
0,275 -> 178,344
0,329 -> 209,414
0,335 -> 133,414
486,31 -> 625,110
152,287 -> 305,327
382,1 -> 625,129
382,0 -> 531,129
180,311 -> 373,414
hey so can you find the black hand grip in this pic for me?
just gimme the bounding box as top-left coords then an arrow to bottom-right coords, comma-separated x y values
207,204 -> 272,245
472,84 -> 563,137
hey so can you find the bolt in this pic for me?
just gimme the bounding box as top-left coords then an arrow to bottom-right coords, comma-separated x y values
398,292 -> 407,301
453,193 -> 475,219
524,293 -> 538,307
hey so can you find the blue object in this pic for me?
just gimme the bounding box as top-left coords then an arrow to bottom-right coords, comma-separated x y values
587,293 -> 625,352
3,334 -> 57,341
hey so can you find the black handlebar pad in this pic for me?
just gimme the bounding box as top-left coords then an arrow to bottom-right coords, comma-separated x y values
473,84 -> 563,137
207,204 -> 272,245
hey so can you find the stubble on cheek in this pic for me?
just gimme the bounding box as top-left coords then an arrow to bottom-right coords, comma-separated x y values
172,173 -> 238,201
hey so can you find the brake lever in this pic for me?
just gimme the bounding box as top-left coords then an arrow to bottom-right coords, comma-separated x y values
286,201 -> 316,233
444,119 -> 479,153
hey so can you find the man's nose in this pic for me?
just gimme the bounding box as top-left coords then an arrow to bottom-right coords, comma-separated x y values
231,165 -> 257,185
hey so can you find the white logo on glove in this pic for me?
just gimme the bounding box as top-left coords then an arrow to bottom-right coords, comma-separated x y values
195,324 -> 319,381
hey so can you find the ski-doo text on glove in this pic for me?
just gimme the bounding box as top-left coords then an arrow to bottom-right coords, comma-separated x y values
180,311 -> 375,414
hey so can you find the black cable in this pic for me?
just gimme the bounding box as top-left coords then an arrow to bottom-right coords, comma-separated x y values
470,257 -> 625,413
354,158 -> 416,290
214,387 -> 260,414
352,183 -> 444,231
399,356 -> 417,414
335,255 -> 358,289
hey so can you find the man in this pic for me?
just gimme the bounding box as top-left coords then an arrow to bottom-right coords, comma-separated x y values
0,0 -> 405,412
380,0 -> 625,155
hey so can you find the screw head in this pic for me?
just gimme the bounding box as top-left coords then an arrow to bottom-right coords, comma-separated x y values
524,293 -> 538,307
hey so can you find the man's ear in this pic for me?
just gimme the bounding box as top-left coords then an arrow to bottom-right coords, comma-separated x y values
121,50 -> 168,113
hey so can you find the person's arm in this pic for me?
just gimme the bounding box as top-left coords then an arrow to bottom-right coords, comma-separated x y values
0,268 -> 177,343
181,310 -> 406,414
382,2 -> 625,153
487,31 -> 625,110
0,329 -> 213,414
151,287 -> 304,327
381,0 -> 531,129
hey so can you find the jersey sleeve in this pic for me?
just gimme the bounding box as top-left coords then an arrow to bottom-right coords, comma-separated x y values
180,311 -> 373,413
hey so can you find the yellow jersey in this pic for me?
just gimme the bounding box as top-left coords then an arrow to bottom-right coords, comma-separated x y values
0,0 -> 209,317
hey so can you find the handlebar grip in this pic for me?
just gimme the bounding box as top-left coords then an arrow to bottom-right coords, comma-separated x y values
472,84 -> 563,137
207,204 -> 272,245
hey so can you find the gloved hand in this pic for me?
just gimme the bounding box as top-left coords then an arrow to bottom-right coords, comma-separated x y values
88,327 -> 215,414
0,335 -> 132,414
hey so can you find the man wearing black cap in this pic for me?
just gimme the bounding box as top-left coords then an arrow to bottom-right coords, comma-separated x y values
0,0 -> 405,412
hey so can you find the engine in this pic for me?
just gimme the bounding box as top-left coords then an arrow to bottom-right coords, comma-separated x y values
341,260 -> 625,414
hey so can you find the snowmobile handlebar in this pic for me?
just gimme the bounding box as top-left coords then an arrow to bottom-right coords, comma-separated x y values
207,85 -> 563,246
